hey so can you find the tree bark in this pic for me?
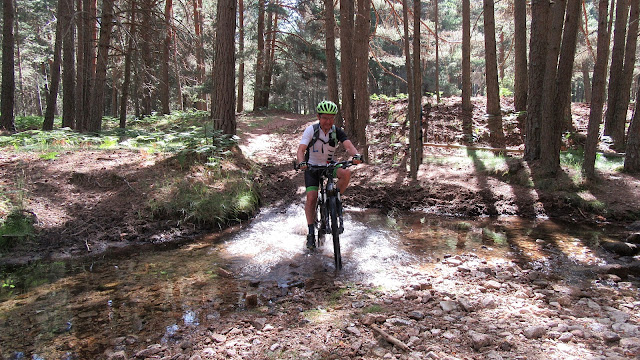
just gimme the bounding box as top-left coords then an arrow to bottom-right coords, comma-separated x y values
538,0 -> 568,175
514,0 -> 527,131
1,0 -> 16,132
353,0 -> 370,154
612,0 -> 639,150
434,0 -> 440,103
211,0 -> 237,135
340,0 -> 355,134
624,83 -> 640,172
461,0 -> 472,140
43,0 -> 65,131
542,0 -> 581,174
483,0 -> 504,148
88,0 -> 114,132
583,0 -> 611,178
120,0 -> 137,128
194,0 -> 207,111
61,0 -> 75,129
413,0 -> 423,166
403,0 -> 415,178
253,0 -> 266,110
237,0 -> 245,113
160,0 -> 173,115
324,0 -> 342,126
525,0 -> 551,161
75,0 -> 85,131
603,0 -> 629,149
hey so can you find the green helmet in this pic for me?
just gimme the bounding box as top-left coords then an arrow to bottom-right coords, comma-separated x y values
316,100 -> 338,115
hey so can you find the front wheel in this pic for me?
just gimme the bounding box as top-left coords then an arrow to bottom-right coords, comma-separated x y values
315,198 -> 327,247
328,197 -> 342,270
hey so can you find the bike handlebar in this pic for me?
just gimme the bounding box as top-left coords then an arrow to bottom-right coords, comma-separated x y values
294,160 -> 359,171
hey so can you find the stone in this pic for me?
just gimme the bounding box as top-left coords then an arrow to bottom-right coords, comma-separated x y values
408,310 -> 425,320
251,317 -> 267,330
439,300 -> 457,313
469,331 -> 491,350
211,333 -> 227,343
523,325 -> 547,339
602,331 -> 621,343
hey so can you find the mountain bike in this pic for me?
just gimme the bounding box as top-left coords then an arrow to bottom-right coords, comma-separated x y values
296,160 -> 356,270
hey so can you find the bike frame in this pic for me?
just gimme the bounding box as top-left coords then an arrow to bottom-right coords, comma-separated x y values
307,161 -> 353,270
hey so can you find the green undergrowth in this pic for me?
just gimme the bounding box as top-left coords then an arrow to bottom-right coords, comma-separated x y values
1,111 -> 262,237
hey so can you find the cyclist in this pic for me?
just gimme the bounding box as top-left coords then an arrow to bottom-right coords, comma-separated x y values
297,100 -> 362,250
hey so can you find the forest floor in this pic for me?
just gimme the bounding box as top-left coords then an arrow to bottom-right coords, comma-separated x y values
1,96 -> 640,359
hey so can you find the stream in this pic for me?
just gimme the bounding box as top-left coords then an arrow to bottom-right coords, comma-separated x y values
0,204 -> 632,359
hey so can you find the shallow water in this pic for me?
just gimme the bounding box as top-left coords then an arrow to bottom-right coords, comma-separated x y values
0,204 -> 631,359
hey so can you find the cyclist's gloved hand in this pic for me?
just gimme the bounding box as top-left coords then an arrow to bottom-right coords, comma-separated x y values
298,161 -> 309,170
352,154 -> 363,164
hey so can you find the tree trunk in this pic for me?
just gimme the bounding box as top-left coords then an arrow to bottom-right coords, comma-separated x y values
543,0 -> 581,174
253,0 -> 265,110
324,0 -> 342,126
237,0 -> 245,113
43,0 -> 65,131
1,0 -> 16,132
340,0 -> 355,134
194,0 -> 207,111
140,0 -> 153,117
583,0 -> 611,178
613,0 -> 639,149
603,0 -> 629,148
514,0 -> 527,131
61,0 -> 75,129
483,0 -> 504,148
211,0 -> 237,135
525,0 -> 551,161
260,2 -> 278,108
413,0 -> 423,166
403,0 -> 415,178
160,0 -> 173,115
75,0 -> 85,131
88,0 -> 114,132
461,0 -> 472,139
624,83 -> 640,172
434,0 -> 440,103
353,0 -> 370,155
14,0 -> 25,117
538,0 -> 568,175
120,0 -> 137,129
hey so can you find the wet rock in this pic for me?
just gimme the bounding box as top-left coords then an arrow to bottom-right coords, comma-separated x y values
626,232 -> 640,243
523,325 -> 547,339
602,241 -> 640,256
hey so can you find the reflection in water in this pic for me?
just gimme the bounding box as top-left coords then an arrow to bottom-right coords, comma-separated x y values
0,204 -> 628,359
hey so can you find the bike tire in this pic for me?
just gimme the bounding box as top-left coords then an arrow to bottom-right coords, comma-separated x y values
328,197 -> 342,270
315,198 -> 327,247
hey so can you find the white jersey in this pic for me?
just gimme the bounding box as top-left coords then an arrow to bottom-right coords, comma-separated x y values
300,124 -> 348,165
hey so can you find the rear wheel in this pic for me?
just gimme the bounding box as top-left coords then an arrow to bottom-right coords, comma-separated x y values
328,197 -> 342,270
